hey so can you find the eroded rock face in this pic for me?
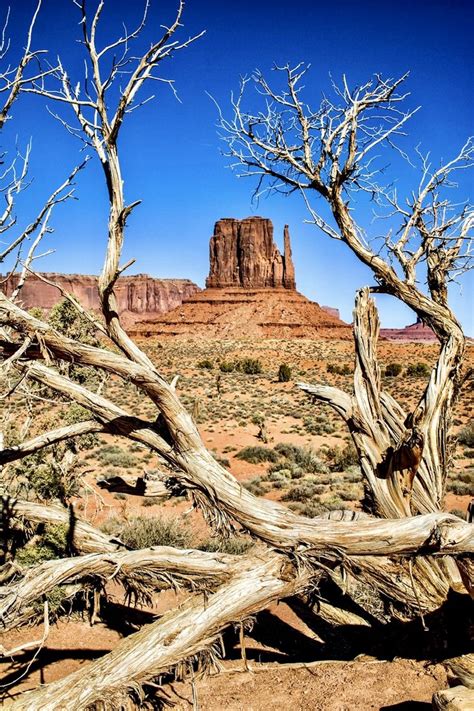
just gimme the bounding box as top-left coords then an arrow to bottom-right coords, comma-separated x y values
380,318 -> 437,342
206,217 -> 296,290
0,273 -> 200,321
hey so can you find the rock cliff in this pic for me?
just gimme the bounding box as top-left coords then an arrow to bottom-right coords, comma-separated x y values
380,318 -> 437,342
0,273 -> 200,323
206,217 -> 296,290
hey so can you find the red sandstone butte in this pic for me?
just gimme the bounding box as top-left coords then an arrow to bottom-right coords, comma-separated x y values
133,217 -> 351,339
206,217 -> 296,290
0,273 -> 200,324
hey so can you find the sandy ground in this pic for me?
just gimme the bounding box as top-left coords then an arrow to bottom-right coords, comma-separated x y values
2,338 -> 472,708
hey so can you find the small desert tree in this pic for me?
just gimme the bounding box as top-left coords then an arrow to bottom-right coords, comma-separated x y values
0,7 -> 472,710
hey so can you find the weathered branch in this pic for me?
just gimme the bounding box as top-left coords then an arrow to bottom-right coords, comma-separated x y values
1,546 -> 238,631
9,550 -> 311,710
10,499 -> 120,554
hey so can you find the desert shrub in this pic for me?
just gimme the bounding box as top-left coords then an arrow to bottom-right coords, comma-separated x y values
406,362 -> 430,377
242,477 -> 267,496
326,443 -> 359,471
337,487 -> 360,502
345,464 -> 363,482
446,479 -> 471,496
120,515 -> 192,549
323,495 -> 346,511
141,497 -> 156,507
219,360 -> 235,373
235,446 -> 279,464
197,358 -> 214,370
299,500 -> 326,518
239,357 -> 262,374
385,362 -> 402,377
464,450 -> 474,459
327,363 -> 352,375
282,482 -> 320,502
458,423 -> 474,448
96,445 -> 138,469
278,363 -> 292,382
268,470 -> 291,483
449,471 -> 473,486
200,536 -> 254,555
303,414 -> 335,435
16,523 -> 68,567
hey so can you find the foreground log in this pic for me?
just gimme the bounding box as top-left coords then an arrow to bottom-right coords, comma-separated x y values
432,685 -> 474,710
446,655 -> 474,690
0,547 -> 236,631
8,551 -> 311,710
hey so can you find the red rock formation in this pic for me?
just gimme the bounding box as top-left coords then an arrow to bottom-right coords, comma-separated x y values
132,288 -> 351,340
321,305 -> 341,319
380,318 -> 437,342
206,217 -> 296,290
0,273 -> 200,323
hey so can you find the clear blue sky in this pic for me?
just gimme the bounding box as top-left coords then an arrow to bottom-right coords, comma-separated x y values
3,0 -> 473,333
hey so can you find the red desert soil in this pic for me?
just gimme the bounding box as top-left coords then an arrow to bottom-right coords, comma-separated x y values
1,618 -> 448,710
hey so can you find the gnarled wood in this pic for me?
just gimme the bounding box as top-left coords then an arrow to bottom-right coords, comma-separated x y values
7,551 -> 311,710
0,546 -> 237,631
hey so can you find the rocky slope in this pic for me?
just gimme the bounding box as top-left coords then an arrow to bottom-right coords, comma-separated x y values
132,287 -> 351,339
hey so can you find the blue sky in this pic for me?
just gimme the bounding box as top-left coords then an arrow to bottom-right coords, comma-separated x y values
3,0 -> 473,333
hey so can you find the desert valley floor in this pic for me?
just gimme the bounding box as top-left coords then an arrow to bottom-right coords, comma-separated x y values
1,336 -> 473,709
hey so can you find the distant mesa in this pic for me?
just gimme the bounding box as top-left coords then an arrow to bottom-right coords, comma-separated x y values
0,273 -> 200,327
132,217 -> 351,339
380,317 -> 437,343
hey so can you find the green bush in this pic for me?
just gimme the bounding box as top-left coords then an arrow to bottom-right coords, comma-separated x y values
278,363 -> 292,382
406,362 -> 430,378
120,515 -> 192,549
197,359 -> 214,370
458,423 -> 474,448
326,443 -> 359,471
385,362 -> 402,377
96,445 -> 138,469
16,523 -> 68,567
327,363 -> 352,375
200,536 -> 254,555
219,361 -> 235,373
239,358 -> 262,374
242,477 -> 267,496
273,442 -> 328,474
299,500 -> 326,518
447,481 -> 471,496
235,446 -> 279,464
282,482 -> 320,502
303,414 -> 335,435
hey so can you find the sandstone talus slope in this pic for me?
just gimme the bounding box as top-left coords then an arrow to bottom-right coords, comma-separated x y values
132,287 -> 351,339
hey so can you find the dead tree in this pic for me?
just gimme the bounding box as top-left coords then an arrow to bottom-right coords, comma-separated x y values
0,5 -> 473,709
